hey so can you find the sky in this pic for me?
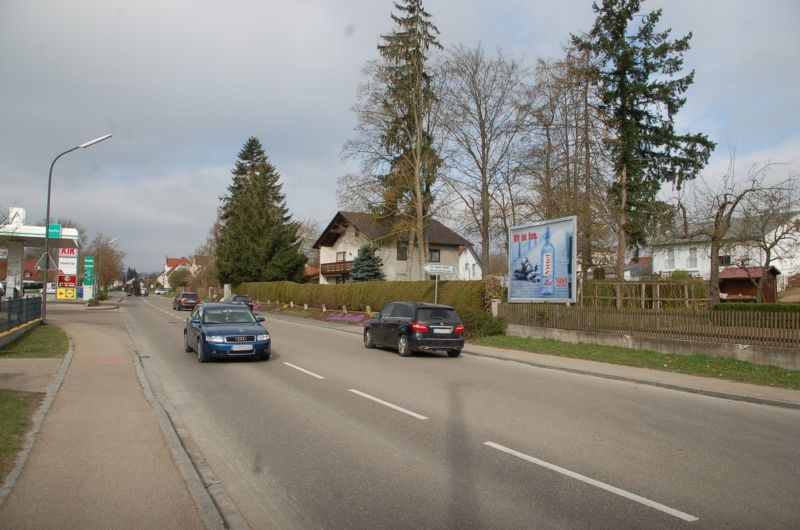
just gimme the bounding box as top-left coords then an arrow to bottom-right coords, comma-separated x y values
1,0 -> 798,272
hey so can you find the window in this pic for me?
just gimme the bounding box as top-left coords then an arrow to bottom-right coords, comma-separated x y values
666,249 -> 675,269
688,247 -> 698,268
719,255 -> 731,266
397,245 -> 407,261
428,249 -> 440,262
336,251 -> 346,262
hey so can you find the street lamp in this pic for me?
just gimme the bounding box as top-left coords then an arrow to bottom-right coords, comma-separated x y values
42,133 -> 112,324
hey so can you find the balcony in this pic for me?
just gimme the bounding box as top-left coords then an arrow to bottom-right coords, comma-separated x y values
320,260 -> 353,276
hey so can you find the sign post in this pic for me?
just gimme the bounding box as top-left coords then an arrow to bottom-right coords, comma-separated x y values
422,263 -> 454,304
83,256 -> 95,301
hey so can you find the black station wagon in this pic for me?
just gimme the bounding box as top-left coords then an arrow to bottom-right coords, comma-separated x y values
363,301 -> 465,357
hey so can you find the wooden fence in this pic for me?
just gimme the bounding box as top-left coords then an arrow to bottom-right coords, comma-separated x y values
498,303 -> 800,349
580,280 -> 709,309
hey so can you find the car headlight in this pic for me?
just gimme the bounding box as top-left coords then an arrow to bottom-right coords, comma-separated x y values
257,334 -> 269,341
206,335 -> 225,343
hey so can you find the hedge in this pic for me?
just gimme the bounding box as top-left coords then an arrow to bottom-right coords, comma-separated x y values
238,280 -> 506,337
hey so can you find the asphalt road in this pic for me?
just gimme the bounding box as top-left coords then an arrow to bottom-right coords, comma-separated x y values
121,295 -> 800,529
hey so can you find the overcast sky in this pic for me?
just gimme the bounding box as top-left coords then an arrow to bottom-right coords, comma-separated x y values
2,0 -> 798,272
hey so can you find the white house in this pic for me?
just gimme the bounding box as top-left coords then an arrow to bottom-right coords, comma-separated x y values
312,211 -> 481,284
647,213 -> 800,291
157,256 -> 191,289
458,244 -> 483,280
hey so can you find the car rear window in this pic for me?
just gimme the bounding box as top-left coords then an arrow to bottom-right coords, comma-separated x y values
416,308 -> 460,323
233,296 -> 249,302
183,293 -> 199,299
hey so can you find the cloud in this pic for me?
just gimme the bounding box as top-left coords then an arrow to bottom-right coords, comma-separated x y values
2,0 -> 798,271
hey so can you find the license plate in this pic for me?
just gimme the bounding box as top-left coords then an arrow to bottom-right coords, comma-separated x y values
231,344 -> 252,351
432,327 -> 451,334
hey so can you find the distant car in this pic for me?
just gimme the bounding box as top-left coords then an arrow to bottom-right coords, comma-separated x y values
173,291 -> 200,311
363,301 -> 465,357
154,288 -> 167,295
183,302 -> 271,362
223,294 -> 255,311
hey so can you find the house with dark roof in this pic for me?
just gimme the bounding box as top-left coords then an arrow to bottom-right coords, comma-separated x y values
312,211 -> 477,283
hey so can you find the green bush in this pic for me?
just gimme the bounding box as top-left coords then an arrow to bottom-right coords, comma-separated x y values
713,302 -> 800,313
460,308 -> 507,338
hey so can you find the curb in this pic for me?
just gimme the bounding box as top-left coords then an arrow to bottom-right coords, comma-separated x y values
0,339 -> 73,505
120,310 -> 234,530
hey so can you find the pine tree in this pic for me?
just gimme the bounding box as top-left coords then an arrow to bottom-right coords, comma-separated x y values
573,0 -> 715,280
350,245 -> 386,282
216,137 -> 306,285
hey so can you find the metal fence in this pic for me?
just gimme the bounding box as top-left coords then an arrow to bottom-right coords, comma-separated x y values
498,303 -> 800,349
1,296 -> 42,333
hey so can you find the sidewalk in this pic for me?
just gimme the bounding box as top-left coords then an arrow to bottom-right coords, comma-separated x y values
0,303 -> 221,529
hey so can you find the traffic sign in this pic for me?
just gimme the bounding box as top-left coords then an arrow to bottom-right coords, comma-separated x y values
423,263 -> 453,275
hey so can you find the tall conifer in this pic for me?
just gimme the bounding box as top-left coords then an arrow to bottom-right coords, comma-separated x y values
573,0 -> 715,280
216,137 -> 306,285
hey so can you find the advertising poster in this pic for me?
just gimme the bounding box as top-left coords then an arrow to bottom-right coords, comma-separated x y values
508,216 -> 577,303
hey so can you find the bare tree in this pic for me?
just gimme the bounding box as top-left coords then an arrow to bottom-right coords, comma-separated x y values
731,178 -> 800,300
676,160 -> 772,306
437,45 -> 530,267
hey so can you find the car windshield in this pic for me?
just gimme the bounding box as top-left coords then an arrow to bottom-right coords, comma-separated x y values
203,307 -> 256,324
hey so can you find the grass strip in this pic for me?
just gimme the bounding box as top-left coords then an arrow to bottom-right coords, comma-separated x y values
0,390 -> 43,481
472,335 -> 800,390
1,325 -> 68,358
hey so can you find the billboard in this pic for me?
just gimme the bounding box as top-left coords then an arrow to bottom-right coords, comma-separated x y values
508,216 -> 577,303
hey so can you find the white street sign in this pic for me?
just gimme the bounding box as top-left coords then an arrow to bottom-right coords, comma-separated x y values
423,263 -> 453,274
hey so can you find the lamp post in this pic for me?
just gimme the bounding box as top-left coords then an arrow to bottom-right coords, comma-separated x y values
42,134 -> 112,324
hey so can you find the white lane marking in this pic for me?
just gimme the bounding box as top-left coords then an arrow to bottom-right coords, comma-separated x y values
484,441 -> 699,522
348,389 -> 428,420
283,362 -> 326,380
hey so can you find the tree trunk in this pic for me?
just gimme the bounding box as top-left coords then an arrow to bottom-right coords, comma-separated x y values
707,239 -> 721,308
615,165 -> 628,309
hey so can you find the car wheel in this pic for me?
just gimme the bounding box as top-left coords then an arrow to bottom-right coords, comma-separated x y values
259,351 -> 271,361
197,338 -> 210,363
397,335 -> 412,357
447,349 -> 461,358
183,331 -> 193,352
364,329 -> 375,348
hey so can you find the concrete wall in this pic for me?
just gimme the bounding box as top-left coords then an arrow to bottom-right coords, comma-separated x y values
507,323 -> 800,371
0,320 -> 39,349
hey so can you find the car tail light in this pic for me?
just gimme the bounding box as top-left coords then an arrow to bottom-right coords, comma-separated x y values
410,321 -> 430,333
454,324 -> 465,334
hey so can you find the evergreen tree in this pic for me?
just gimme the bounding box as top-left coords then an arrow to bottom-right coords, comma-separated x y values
216,137 -> 306,285
573,0 -> 715,279
350,245 -> 386,282
373,0 -> 442,278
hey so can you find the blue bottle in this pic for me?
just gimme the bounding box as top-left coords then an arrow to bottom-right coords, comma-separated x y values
540,226 -> 555,296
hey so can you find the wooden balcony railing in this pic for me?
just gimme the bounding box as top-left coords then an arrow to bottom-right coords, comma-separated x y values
320,260 -> 353,276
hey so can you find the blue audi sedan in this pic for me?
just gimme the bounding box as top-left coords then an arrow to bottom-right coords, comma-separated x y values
184,302 -> 271,362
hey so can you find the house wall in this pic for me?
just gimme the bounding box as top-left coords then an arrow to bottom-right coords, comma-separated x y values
318,225 -> 461,283
458,248 -> 483,280
650,214 -> 800,291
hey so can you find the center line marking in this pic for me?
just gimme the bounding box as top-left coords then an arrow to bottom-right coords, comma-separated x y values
484,441 -> 698,522
283,362 -> 325,380
348,389 -> 428,420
